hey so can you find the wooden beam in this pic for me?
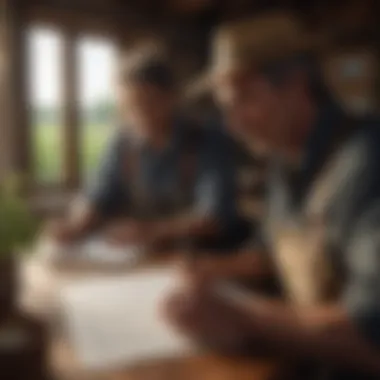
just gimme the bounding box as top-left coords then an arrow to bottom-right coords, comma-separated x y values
1,0 -> 32,182
62,30 -> 80,189
25,6 -> 121,37
166,0 -> 215,13
0,0 -> 11,180
23,3 -> 149,39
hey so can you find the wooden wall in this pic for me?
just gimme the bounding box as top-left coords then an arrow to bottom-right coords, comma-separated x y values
0,0 -> 10,179
2,0 -> 380,186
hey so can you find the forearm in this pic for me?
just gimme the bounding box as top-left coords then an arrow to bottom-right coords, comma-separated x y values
237,297 -> 380,373
207,250 -> 271,280
66,199 -> 102,237
151,215 -> 219,243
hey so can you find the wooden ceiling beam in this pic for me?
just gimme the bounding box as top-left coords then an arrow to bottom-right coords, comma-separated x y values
22,3 -> 150,38
166,0 -> 216,14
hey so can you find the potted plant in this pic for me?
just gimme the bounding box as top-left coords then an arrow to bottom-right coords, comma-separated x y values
0,178 -> 51,379
0,178 -> 36,317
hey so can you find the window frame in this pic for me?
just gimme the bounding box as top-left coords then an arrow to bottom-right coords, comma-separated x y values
23,14 -> 122,193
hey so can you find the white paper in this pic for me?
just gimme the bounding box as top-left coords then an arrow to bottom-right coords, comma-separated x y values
60,268 -> 194,370
39,237 -> 144,267
77,238 -> 142,265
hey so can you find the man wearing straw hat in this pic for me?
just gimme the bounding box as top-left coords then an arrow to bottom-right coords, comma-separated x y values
166,12 -> 380,379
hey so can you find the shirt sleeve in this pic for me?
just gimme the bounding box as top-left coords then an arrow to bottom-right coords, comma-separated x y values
325,128 -> 380,247
325,127 -> 380,348
343,203 -> 380,348
193,127 -> 239,230
86,133 -> 126,217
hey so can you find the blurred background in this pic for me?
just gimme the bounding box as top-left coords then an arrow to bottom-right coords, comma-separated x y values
1,0 -> 379,216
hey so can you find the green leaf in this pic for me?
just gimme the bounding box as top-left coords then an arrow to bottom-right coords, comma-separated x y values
0,176 -> 38,255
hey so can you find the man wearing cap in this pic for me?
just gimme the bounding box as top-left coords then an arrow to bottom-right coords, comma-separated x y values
166,12 -> 380,379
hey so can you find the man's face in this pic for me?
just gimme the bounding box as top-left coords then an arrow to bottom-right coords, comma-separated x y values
214,71 -> 298,152
118,83 -> 174,138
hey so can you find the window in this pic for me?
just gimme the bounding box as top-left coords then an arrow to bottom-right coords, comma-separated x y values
78,37 -> 116,183
28,27 -> 64,184
27,26 -> 117,188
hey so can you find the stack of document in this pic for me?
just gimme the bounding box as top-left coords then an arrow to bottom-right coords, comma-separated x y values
60,268 -> 194,370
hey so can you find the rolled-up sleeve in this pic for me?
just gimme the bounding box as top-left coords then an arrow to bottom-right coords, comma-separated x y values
86,134 -> 126,216
194,127 -> 238,230
343,204 -> 380,348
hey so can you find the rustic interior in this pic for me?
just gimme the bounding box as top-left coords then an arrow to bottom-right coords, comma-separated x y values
1,0 -> 379,212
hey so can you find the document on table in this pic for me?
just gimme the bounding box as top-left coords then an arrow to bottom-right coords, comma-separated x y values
39,236 -> 144,268
60,268 -> 194,370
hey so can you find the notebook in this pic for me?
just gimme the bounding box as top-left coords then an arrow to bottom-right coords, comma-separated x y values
59,268 -> 194,370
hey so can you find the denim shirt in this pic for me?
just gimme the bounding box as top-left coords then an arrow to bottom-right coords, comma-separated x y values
86,117 -> 239,230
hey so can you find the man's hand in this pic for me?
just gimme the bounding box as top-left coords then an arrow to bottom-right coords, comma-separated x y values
180,256 -> 227,289
106,220 -> 152,245
164,286 -> 253,353
44,219 -> 81,244
45,200 -> 99,244
180,250 -> 271,287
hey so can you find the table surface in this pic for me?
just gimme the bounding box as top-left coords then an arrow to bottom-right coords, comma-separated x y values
52,340 -> 283,380
22,250 -> 284,380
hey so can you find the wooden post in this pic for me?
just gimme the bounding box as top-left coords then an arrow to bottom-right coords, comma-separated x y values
62,30 -> 80,189
0,0 -> 31,183
0,0 -> 10,180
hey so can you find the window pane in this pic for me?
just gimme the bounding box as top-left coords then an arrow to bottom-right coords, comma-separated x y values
28,27 -> 64,184
78,37 -> 116,184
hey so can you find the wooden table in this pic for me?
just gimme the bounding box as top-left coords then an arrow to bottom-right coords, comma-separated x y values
52,339 -> 283,380
22,252 -> 285,380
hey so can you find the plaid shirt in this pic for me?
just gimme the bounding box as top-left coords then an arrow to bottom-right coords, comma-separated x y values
263,102 -> 380,354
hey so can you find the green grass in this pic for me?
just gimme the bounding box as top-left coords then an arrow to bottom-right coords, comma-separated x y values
33,123 -> 112,184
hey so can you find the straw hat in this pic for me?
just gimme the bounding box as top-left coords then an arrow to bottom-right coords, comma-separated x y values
211,12 -> 318,76
185,11 -> 325,98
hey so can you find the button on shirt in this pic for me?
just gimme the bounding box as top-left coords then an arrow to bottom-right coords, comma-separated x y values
264,102 -> 380,351
86,118 -> 239,231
